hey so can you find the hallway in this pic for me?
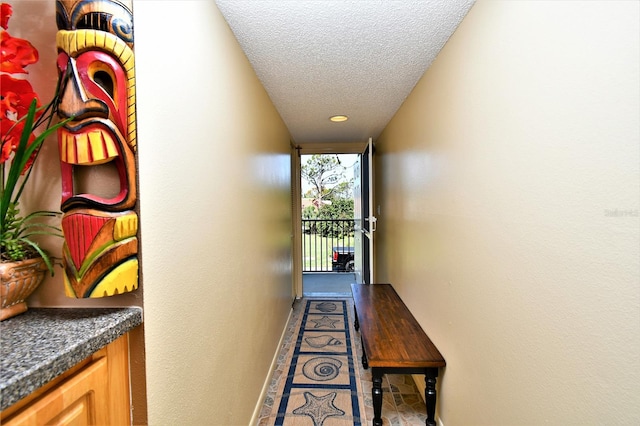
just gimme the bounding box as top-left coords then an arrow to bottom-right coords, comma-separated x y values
133,2 -> 639,424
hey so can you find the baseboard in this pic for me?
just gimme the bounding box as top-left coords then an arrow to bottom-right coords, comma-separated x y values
250,306 -> 294,425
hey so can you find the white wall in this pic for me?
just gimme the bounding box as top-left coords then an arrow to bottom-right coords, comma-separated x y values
376,1 -> 639,424
134,1 -> 293,424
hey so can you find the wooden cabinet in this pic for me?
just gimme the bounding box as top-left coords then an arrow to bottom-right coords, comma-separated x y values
1,334 -> 131,426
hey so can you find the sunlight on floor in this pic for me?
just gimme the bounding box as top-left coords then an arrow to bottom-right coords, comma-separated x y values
303,272 -> 356,297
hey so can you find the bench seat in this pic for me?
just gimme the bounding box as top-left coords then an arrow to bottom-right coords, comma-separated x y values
351,283 -> 446,426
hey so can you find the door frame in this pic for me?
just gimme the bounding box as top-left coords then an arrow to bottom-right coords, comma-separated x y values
291,141 -> 367,298
354,138 -> 375,284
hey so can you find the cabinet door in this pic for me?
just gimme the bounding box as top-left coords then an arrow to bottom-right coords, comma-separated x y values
105,333 -> 131,425
3,357 -> 109,426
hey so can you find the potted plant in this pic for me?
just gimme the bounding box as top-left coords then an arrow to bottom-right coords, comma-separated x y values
1,2 -> 69,320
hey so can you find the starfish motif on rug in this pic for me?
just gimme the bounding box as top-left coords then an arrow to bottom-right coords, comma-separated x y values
309,315 -> 341,329
292,391 -> 346,426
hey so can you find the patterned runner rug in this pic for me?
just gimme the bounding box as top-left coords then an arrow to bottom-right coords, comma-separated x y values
265,299 -> 365,425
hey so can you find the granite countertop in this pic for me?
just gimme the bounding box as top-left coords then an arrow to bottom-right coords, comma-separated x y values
0,307 -> 143,411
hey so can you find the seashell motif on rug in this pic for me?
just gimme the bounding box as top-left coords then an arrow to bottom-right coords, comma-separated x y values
262,299 -> 366,425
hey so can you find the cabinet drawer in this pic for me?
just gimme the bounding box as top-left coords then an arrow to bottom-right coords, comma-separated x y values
3,357 -> 109,426
1,334 -> 130,426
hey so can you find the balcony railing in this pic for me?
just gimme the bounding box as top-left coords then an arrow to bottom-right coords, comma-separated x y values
302,219 -> 354,272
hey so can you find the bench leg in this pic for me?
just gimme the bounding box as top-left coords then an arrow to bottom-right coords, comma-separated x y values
425,368 -> 438,426
372,370 -> 383,426
360,335 -> 368,369
353,305 -> 367,368
353,304 -> 359,330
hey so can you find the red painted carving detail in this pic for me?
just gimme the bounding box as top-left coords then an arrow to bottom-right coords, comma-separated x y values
62,214 -> 111,269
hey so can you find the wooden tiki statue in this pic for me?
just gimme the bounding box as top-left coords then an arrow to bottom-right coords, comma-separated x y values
55,0 -> 139,298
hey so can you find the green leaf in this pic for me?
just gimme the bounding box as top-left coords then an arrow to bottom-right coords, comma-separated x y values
20,237 -> 56,276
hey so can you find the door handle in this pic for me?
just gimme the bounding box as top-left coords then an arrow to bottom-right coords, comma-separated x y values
366,216 -> 377,232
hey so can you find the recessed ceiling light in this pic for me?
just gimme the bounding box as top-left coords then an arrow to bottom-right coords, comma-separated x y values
329,115 -> 349,122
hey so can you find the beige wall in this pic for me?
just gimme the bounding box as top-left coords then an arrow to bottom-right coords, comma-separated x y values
375,1 -> 639,425
8,1 -> 292,423
133,1 -> 292,424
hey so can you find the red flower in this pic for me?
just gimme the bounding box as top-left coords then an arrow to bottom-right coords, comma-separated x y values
0,3 -> 11,30
1,28 -> 39,73
1,75 -> 40,117
0,2 -> 41,170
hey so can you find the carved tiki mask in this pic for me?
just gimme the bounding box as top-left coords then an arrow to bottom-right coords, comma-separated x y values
55,0 -> 138,298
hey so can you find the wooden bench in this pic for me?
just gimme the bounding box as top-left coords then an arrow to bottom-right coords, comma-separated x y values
351,283 -> 446,426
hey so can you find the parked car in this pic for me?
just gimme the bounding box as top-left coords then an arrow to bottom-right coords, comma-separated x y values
332,246 -> 354,272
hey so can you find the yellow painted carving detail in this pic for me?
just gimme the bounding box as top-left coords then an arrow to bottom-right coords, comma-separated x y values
75,133 -> 90,164
57,30 -> 133,63
61,32 -> 75,52
59,128 -> 119,165
119,48 -> 133,66
57,32 -> 69,52
112,39 -> 125,58
122,56 -> 134,71
61,131 -> 72,163
128,117 -> 136,135
89,259 -> 139,298
60,131 -> 72,163
104,34 -> 116,51
86,30 -> 95,48
76,31 -> 85,49
104,134 -> 119,159
95,31 -> 106,49
113,214 -> 138,241
88,130 -> 106,160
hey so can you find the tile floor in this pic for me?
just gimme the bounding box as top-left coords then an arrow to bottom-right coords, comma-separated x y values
302,272 -> 355,297
258,297 -> 429,425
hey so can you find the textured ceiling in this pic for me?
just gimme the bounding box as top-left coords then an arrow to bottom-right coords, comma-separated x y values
215,0 -> 475,145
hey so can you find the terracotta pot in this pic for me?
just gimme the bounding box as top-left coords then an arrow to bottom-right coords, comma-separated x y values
0,257 -> 47,321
